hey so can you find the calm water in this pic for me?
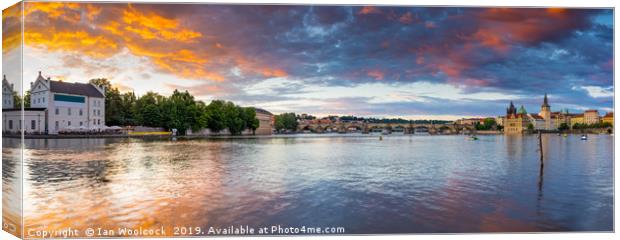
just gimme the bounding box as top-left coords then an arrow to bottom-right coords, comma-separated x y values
2,134 -> 614,235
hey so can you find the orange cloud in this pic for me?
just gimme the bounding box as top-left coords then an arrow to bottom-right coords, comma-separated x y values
367,70 -> 385,80
2,3 -> 22,53
477,8 -> 581,45
471,28 -> 510,53
399,12 -> 413,24
119,5 -> 202,42
18,2 -> 290,84
359,6 -> 381,15
261,68 -> 288,78
25,31 -> 119,58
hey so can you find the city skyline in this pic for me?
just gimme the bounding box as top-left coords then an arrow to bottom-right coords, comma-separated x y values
2,3 -> 614,120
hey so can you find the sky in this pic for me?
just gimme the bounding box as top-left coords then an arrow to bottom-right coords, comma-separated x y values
1,3 -> 614,120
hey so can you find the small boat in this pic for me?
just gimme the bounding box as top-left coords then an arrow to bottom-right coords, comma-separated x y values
468,136 -> 478,141
563,133 -> 568,137
580,135 -> 587,140
379,136 -> 383,141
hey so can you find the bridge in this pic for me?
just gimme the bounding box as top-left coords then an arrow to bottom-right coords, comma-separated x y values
297,122 -> 476,135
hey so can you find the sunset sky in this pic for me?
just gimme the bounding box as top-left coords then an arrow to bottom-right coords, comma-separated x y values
1,3 -> 614,120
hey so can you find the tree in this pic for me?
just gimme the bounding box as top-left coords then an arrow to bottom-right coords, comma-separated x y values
141,104 -> 162,127
223,101 -> 245,135
201,100 -> 227,133
120,92 -> 137,126
133,92 -> 163,127
12,90 -> 30,108
159,90 -> 198,135
241,107 -> 259,134
274,112 -> 298,132
483,118 -> 496,130
558,123 -> 569,131
527,123 -> 534,130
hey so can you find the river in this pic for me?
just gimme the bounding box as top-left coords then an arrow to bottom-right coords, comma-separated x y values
2,134 -> 613,236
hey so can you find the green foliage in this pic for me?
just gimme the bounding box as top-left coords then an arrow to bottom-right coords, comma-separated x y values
201,100 -> 225,133
558,123 -> 569,131
573,122 -> 613,129
274,112 -> 298,132
88,78 -> 259,136
527,123 -> 534,130
133,92 -> 163,127
475,118 -> 497,130
12,90 -> 30,108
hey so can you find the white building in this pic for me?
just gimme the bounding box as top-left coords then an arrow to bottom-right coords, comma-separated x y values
2,75 -> 14,109
2,72 -> 106,134
527,113 -> 546,130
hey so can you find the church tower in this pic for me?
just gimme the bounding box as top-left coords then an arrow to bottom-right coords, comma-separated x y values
540,93 -> 551,130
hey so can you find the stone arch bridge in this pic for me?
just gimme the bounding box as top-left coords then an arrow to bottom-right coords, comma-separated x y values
297,122 -> 476,135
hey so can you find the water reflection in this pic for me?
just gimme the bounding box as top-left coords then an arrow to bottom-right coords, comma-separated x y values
3,134 -> 613,235
2,137 -> 23,236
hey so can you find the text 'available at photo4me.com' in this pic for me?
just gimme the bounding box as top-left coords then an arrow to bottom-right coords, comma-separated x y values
26,225 -> 347,238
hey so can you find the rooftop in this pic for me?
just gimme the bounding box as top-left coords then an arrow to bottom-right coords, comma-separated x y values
254,108 -> 273,116
50,81 -> 104,98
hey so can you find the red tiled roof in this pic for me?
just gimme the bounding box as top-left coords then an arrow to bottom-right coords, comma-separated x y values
604,112 -> 613,118
529,114 -> 544,120
506,113 -> 527,119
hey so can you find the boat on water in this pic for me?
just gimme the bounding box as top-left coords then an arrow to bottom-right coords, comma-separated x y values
468,135 -> 478,141
581,134 -> 588,140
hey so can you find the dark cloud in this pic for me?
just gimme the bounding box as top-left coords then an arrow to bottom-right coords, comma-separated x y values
14,3 -> 614,116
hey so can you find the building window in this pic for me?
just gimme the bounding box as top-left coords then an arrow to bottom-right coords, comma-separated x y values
79,109 -> 83,116
98,109 -> 101,116
97,119 -> 100,125
93,119 -> 96,125
55,107 -> 59,115
8,120 -> 12,129
68,108 -> 72,116
80,122 -> 83,126
93,109 -> 96,115
55,121 -> 59,130
68,121 -> 71,126
31,120 -> 36,130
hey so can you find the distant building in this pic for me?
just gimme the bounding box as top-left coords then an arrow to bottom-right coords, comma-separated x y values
2,72 -> 106,134
456,118 -> 483,125
2,75 -> 14,109
539,93 -> 554,130
254,108 -> 274,135
527,113 -> 545,130
570,114 -> 584,127
603,112 -> 613,126
504,101 -> 528,134
495,116 -> 505,127
584,110 -> 600,125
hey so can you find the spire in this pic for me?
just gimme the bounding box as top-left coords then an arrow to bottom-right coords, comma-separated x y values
542,93 -> 550,108
518,105 -> 527,114
38,71 -> 42,76
507,101 -> 517,115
